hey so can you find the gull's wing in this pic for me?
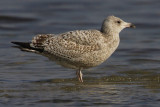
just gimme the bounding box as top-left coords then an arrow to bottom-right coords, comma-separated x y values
42,30 -> 103,59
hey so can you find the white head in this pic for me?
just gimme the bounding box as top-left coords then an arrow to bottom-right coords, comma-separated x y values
101,16 -> 135,34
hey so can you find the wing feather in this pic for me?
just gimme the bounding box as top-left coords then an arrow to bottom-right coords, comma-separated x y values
43,30 -> 103,59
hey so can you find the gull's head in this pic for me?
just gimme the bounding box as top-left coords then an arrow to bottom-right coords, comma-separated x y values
101,16 -> 135,34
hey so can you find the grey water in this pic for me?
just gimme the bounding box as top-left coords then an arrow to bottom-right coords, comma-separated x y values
0,0 -> 160,106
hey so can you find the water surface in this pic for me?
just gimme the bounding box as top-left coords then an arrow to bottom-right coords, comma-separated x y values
0,0 -> 160,106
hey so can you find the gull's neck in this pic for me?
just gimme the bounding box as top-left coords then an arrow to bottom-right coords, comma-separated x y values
100,25 -> 120,46
101,24 -> 120,37
101,27 -> 119,39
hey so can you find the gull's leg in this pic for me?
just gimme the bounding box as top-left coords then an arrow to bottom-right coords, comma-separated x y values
76,69 -> 83,82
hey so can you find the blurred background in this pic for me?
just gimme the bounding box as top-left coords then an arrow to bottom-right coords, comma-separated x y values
0,0 -> 160,106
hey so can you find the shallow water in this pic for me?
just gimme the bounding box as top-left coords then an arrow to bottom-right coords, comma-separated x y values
0,0 -> 160,106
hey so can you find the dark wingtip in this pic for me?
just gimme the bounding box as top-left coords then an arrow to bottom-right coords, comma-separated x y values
11,41 -> 18,45
11,41 -> 31,47
11,41 -> 24,45
11,41 -> 44,53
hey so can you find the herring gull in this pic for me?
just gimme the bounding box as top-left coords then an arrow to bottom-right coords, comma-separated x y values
11,16 -> 135,82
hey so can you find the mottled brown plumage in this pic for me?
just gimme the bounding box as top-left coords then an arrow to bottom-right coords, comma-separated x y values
11,16 -> 135,82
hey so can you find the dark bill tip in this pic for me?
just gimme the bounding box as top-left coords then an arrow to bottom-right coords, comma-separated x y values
130,24 -> 136,28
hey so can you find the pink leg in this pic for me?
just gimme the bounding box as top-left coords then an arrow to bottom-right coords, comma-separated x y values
76,69 -> 83,82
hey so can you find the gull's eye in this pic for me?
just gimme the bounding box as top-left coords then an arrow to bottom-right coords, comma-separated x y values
117,20 -> 121,24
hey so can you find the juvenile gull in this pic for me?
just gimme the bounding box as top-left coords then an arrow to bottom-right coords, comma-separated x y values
11,16 -> 135,82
